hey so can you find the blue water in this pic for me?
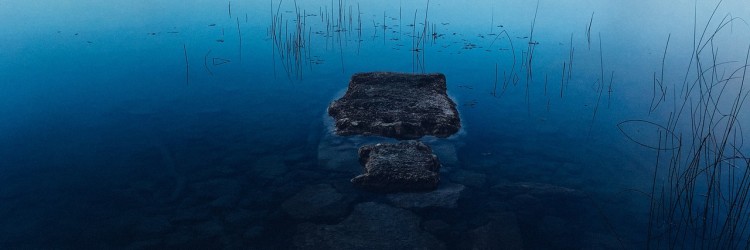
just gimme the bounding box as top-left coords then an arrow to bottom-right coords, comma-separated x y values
2,0 -> 750,249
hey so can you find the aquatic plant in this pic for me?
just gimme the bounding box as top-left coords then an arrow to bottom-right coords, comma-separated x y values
619,1 -> 750,248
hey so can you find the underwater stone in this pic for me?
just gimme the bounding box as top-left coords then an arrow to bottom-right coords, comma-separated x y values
281,183 -> 346,219
491,182 -> 589,232
386,183 -> 465,208
209,195 -> 238,209
224,209 -> 263,226
242,226 -> 264,240
422,219 -> 451,235
490,182 -> 584,200
425,140 -> 461,166
293,202 -> 445,249
135,216 -> 172,234
191,178 -> 241,200
449,170 -> 487,188
352,140 -> 441,192
251,155 -> 288,180
464,212 -> 524,250
328,72 -> 461,140
194,220 -> 225,237
317,133 -> 362,174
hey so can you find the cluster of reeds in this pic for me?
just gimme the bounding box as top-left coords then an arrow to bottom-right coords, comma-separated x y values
269,0 -> 369,79
409,0 -> 433,73
265,0 -> 447,77
270,0 -> 312,79
623,1 -> 750,248
488,0 -> 587,118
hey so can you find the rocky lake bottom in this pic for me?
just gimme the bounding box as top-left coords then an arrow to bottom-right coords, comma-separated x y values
0,113 -> 647,249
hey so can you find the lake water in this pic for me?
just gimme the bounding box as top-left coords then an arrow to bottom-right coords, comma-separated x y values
2,0 -> 750,249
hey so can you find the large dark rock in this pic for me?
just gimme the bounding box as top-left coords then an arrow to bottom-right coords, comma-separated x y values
293,202 -> 445,249
352,141 -> 441,192
328,72 -> 461,140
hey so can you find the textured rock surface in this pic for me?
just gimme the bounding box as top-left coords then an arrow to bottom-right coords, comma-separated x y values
387,183 -> 465,208
293,202 -> 445,249
328,72 -> 461,140
352,141 -> 441,192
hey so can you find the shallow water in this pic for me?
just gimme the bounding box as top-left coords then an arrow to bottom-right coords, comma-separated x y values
1,0 -> 750,249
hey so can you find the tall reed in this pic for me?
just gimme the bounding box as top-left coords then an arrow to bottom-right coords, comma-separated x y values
631,1 -> 750,248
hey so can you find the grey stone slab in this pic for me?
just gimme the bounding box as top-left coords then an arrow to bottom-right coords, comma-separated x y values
328,72 -> 461,140
352,141 -> 441,192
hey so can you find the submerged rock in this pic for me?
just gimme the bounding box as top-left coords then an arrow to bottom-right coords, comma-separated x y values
489,182 -> 592,248
194,220 -> 224,237
491,182 -> 584,200
425,139 -> 461,166
422,219 -> 451,235
352,141 -> 441,192
328,72 -> 461,140
449,169 -> 487,188
317,133 -> 370,174
135,216 -> 172,234
191,178 -> 241,200
386,183 -> 465,208
250,155 -> 288,180
293,202 -> 445,249
281,184 -> 347,219
463,212 -> 524,250
242,226 -> 264,240
224,209 -> 265,226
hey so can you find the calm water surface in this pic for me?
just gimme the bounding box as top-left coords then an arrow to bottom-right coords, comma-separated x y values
1,0 -> 750,249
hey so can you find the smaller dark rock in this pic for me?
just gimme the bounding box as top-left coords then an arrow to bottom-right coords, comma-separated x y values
352,141 -> 441,192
